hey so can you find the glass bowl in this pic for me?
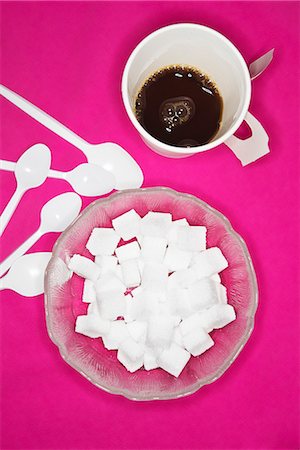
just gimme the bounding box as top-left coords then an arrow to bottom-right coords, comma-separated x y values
44,187 -> 258,400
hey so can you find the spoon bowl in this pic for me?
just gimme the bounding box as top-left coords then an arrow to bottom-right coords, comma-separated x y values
65,163 -> 115,196
40,192 -> 83,233
0,252 -> 52,297
15,143 -> 51,189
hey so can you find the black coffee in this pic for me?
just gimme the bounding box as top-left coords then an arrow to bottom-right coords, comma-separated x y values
135,66 -> 223,147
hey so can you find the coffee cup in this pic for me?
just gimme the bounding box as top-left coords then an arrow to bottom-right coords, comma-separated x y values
122,23 -> 270,165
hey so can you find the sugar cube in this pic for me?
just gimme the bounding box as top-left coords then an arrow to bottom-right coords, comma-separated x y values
127,321 -> 147,344
98,292 -> 126,320
141,263 -> 168,293
68,254 -> 101,281
112,209 -> 141,241
140,236 -> 168,262
140,212 -> 172,238
173,327 -> 184,347
117,348 -> 144,372
95,255 -> 118,274
158,343 -> 191,377
170,268 -> 197,288
188,279 -> 218,312
143,347 -> 159,370
163,245 -> 193,272
120,259 -> 141,288
75,314 -> 110,338
95,272 -> 126,295
147,315 -> 175,348
86,228 -> 120,256
207,304 -> 236,329
118,337 -> 145,361
179,312 -> 205,336
124,294 -> 145,322
131,286 -> 143,297
115,241 -> 140,263
177,226 -> 207,252
182,328 -> 214,356
167,287 -> 193,319
167,218 -> 189,243
215,283 -> 228,304
102,320 -> 129,350
192,247 -> 228,278
211,273 -> 221,283
82,279 -> 97,303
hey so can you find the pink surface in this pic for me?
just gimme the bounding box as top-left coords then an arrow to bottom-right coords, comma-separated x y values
0,1 -> 299,449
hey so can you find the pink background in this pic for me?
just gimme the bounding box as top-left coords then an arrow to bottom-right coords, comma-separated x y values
0,1 -> 299,449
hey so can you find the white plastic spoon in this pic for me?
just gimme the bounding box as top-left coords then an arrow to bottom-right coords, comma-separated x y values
0,85 -> 144,190
249,49 -> 274,80
0,252 -> 52,297
0,192 -> 81,277
1,159 -> 116,197
0,144 -> 51,236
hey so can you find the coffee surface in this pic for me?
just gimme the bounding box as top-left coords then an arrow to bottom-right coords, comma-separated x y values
135,66 -> 223,147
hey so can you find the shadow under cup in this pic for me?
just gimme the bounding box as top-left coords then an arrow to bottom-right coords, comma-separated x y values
122,24 -> 251,156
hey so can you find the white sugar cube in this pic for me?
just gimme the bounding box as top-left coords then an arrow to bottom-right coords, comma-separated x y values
95,255 -> 118,273
158,343 -> 191,377
112,209 -> 141,241
131,286 -> 143,297
117,348 -> 144,372
87,300 -> 101,317
167,288 -> 193,319
163,245 -> 193,272
147,315 -> 175,348
140,236 -> 167,262
140,212 -> 172,238
167,218 -> 189,243
120,259 -> 141,288
177,226 -> 207,252
68,254 -> 101,281
124,294 -> 145,322
170,268 -> 197,288
118,337 -> 145,361
98,292 -> 126,320
75,314 -> 110,338
193,247 -> 228,278
180,312 -> 204,336
207,304 -> 236,329
182,328 -> 214,356
115,241 -> 140,263
86,228 -> 120,256
216,283 -> 228,304
82,279 -> 97,303
188,279 -> 218,312
95,272 -> 126,295
211,273 -> 221,283
173,327 -> 184,347
127,321 -> 147,344
102,320 -> 129,350
143,347 -> 159,370
141,263 -> 168,293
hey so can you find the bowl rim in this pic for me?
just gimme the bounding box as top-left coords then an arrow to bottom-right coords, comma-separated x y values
44,187 -> 258,401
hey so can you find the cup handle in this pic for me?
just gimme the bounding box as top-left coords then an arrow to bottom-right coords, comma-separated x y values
224,111 -> 270,166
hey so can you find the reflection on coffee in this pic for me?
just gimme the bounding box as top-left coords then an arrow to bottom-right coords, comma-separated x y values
135,66 -> 223,147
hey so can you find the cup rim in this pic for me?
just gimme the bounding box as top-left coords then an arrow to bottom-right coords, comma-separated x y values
122,23 -> 251,154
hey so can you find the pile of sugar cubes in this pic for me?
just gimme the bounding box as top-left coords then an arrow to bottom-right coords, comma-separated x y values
68,209 -> 236,377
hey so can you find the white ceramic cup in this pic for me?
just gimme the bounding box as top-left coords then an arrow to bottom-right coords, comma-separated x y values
122,23 -> 270,165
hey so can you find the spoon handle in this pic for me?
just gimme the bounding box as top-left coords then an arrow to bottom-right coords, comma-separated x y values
0,187 -> 25,236
0,160 -> 66,180
0,84 -> 89,155
0,160 -> 16,172
47,168 -> 67,180
0,229 -> 42,277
